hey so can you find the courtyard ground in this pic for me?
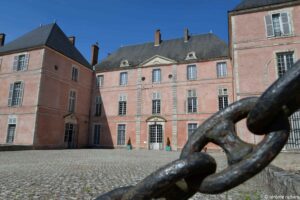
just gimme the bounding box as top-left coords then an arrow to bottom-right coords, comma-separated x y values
0,149 -> 298,200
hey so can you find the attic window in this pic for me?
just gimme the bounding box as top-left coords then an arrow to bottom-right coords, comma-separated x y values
120,59 -> 130,67
186,51 -> 197,60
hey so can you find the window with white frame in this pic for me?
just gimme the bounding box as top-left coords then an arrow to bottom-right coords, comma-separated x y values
94,124 -> 101,145
187,89 -> 197,113
188,123 -> 198,138
218,88 -> 229,111
265,12 -> 292,38
95,96 -> 102,116
152,69 -> 161,83
187,65 -> 197,80
71,66 -> 79,81
152,92 -> 161,114
13,53 -> 29,71
8,82 -> 24,107
276,52 -> 294,78
119,72 -> 128,86
117,124 -> 126,145
96,75 -> 104,87
6,116 -> 17,143
118,94 -> 127,116
68,90 -> 76,113
217,62 -> 227,78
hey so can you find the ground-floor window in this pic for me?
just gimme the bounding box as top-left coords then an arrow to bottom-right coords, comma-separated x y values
187,123 -> 198,138
117,124 -> 126,145
6,124 -> 16,143
94,124 -> 101,145
64,123 -> 76,144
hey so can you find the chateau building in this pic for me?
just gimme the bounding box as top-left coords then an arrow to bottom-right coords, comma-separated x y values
0,0 -> 299,150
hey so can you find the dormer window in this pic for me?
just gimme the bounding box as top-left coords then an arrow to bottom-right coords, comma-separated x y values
120,59 -> 130,67
185,51 -> 197,60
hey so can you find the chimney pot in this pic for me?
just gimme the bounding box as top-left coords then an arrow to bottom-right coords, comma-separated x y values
68,36 -> 76,46
184,28 -> 190,42
154,29 -> 161,46
0,33 -> 6,47
91,43 -> 99,66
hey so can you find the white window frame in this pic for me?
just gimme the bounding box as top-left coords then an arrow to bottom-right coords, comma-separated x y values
265,11 -> 292,38
152,68 -> 161,83
187,65 -> 197,80
13,53 -> 29,71
152,92 -> 161,114
187,89 -> 197,113
119,72 -> 128,86
96,74 -> 104,87
117,124 -> 126,146
217,62 -> 228,78
68,90 -> 76,113
6,116 -> 17,144
187,123 -> 198,139
118,94 -> 127,116
71,66 -> 79,82
8,81 -> 24,107
276,51 -> 294,78
218,87 -> 229,111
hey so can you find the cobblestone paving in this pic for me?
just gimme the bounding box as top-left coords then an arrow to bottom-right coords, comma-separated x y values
0,149 -> 272,200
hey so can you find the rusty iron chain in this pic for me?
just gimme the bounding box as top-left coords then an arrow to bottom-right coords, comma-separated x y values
96,60 -> 300,200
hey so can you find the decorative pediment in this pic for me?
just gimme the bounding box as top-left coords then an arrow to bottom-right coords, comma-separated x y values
146,116 -> 167,122
63,113 -> 78,124
141,55 -> 176,67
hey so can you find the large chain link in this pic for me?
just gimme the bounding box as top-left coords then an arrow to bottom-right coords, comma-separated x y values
96,60 -> 300,200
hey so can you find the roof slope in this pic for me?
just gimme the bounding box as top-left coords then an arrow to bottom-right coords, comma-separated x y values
96,33 -> 228,70
232,0 -> 298,11
0,23 -> 91,68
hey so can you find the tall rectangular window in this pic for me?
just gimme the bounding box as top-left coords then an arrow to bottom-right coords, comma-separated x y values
94,124 -> 101,145
95,96 -> 102,116
187,89 -> 197,113
152,92 -> 161,114
118,95 -> 127,116
265,12 -> 291,37
276,52 -> 294,78
96,75 -> 104,87
188,123 -> 198,138
8,82 -> 24,107
218,88 -> 229,111
68,91 -> 76,113
71,67 -> 78,81
217,62 -> 227,78
120,72 -> 128,86
152,69 -> 161,83
13,54 -> 29,71
6,117 -> 17,144
117,124 -> 126,145
187,65 -> 197,80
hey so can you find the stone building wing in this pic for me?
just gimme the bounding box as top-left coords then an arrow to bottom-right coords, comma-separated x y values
0,23 -> 91,68
233,0 -> 298,11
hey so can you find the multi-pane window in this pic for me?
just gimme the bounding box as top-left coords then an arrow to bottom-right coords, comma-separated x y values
96,75 -> 104,87
187,65 -> 197,80
188,123 -> 198,138
13,54 -> 29,71
71,67 -> 78,81
152,69 -> 161,83
187,89 -> 197,113
94,124 -> 101,145
117,124 -> 126,145
218,88 -> 229,111
64,123 -> 76,143
68,91 -> 76,113
152,92 -> 161,114
276,52 -> 294,78
118,95 -> 127,116
95,96 -> 102,116
217,62 -> 227,78
8,82 -> 24,107
6,117 -> 17,144
120,72 -> 128,86
265,12 -> 291,37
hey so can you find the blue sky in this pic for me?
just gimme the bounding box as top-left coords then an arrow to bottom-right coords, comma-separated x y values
0,0 -> 241,62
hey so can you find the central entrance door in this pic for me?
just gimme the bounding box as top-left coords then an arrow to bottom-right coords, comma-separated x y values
149,124 -> 163,150
64,123 -> 76,148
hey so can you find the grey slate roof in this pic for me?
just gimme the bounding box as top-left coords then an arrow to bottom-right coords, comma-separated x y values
0,23 -> 91,68
232,0 -> 298,11
96,33 -> 228,70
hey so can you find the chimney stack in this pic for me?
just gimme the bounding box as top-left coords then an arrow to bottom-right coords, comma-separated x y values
154,29 -> 161,46
0,33 -> 6,47
91,43 -> 99,66
184,28 -> 190,42
68,36 -> 76,46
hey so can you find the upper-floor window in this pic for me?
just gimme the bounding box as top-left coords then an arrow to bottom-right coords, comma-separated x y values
120,72 -> 128,86
217,62 -> 227,78
95,96 -> 102,116
68,90 -> 76,113
265,12 -> 291,38
96,75 -> 104,87
187,89 -> 197,113
152,92 -> 161,114
188,123 -> 197,138
152,69 -> 161,83
276,52 -> 294,78
13,54 -> 29,71
8,82 -> 24,107
118,94 -> 127,116
187,65 -> 197,80
71,66 -> 78,81
218,88 -> 228,111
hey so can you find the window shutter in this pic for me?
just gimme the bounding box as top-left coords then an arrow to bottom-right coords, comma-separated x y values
265,15 -> 274,37
281,12 -> 291,35
24,53 -> 30,70
13,56 -> 18,71
8,84 -> 14,106
19,82 -> 25,106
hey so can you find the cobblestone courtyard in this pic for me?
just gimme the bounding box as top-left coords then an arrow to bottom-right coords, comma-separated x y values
0,149 -> 288,200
